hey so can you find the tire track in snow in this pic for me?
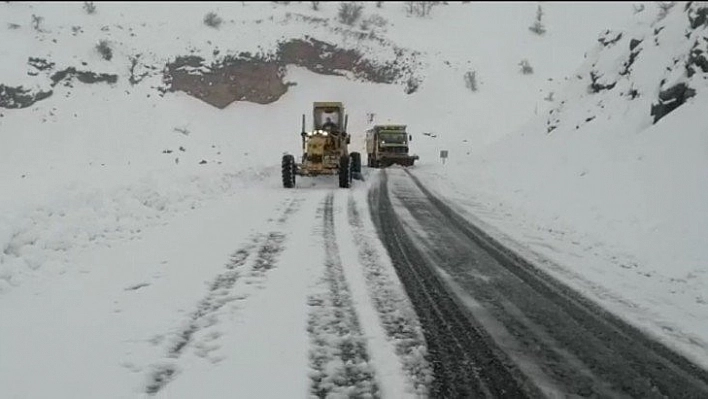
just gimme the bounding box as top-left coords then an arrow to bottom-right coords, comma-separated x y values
370,170 -> 534,398
145,196 -> 301,395
346,194 -> 433,397
306,193 -> 379,398
398,169 -> 708,397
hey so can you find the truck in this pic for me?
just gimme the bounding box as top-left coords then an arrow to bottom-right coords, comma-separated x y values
365,124 -> 419,167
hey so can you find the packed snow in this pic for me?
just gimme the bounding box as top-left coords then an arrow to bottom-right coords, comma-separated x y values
1,1 -> 706,397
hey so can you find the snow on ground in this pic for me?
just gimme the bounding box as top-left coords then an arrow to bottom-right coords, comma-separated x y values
0,189 -> 288,397
0,173 -> 427,398
2,1 -> 707,397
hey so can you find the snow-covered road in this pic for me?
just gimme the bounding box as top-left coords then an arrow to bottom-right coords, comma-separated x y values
0,167 -> 708,398
0,174 -> 429,398
374,167 -> 708,398
3,166 -> 708,399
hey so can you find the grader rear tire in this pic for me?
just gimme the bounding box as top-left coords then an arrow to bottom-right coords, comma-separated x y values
282,154 -> 296,188
339,155 -> 352,188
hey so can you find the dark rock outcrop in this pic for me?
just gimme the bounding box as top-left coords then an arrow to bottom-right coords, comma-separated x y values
50,68 -> 118,86
650,82 -> 696,123
589,71 -> 616,93
0,85 -> 53,109
0,58 -> 118,109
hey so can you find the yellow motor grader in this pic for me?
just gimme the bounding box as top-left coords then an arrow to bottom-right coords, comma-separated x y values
282,102 -> 362,188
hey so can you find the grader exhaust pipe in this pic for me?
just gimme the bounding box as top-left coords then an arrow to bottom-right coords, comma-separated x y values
301,114 -> 307,151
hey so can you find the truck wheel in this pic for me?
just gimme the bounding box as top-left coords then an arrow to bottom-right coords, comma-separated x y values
282,154 -> 296,188
350,152 -> 363,181
350,152 -> 361,174
339,155 -> 351,188
350,152 -> 361,173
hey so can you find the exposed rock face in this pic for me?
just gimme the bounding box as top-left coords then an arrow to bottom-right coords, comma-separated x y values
0,57 -> 118,109
163,37 -> 418,109
0,84 -> 52,109
545,2 -> 708,129
649,2 -> 708,123
687,1 -> 708,29
50,68 -> 118,86
589,71 -> 617,93
650,82 -> 696,123
277,37 -> 409,84
2,34 -> 417,110
165,54 -> 289,109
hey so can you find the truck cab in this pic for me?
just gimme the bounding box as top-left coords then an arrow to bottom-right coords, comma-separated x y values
365,125 -> 419,167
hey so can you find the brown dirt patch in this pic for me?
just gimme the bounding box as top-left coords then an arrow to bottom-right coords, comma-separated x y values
165,54 -> 289,109
278,37 -> 407,84
164,37 -> 418,109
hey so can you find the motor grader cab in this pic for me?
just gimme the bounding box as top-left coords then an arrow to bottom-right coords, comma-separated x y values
281,102 -> 361,188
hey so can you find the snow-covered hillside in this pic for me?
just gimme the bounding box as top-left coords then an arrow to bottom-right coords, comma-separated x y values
2,1 -> 707,397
